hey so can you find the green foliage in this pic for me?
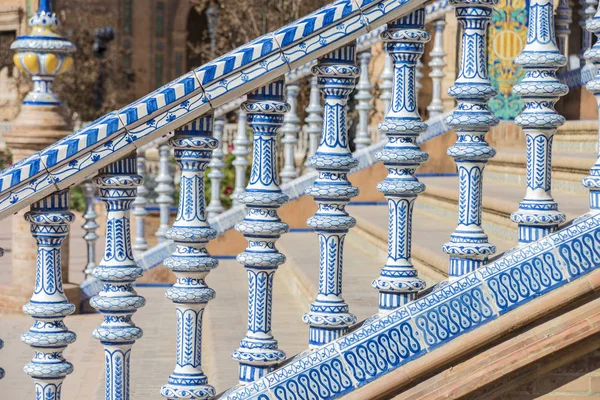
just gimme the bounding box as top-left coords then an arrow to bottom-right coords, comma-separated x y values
70,185 -> 86,212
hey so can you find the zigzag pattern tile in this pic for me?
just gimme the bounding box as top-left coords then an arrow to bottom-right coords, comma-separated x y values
221,213 -> 600,400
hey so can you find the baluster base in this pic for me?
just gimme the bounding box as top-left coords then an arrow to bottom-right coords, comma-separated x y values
303,303 -> 356,348
583,173 -> 600,212
161,375 -> 215,399
237,362 -> 278,385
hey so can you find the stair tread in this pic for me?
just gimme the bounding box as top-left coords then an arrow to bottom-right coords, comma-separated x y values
348,204 -> 516,278
420,175 -> 590,220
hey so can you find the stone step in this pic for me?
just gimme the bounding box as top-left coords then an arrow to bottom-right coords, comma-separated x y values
486,148 -> 595,196
553,119 -> 598,154
348,204 -> 516,280
418,175 -> 590,243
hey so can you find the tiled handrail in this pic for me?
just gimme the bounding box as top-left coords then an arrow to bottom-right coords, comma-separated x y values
0,0 -> 436,221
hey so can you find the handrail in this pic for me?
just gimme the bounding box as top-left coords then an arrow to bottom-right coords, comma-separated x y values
0,0 -> 437,220
137,0 -> 453,152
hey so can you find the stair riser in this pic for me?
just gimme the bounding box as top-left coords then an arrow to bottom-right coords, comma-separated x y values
415,195 -> 518,245
350,220 -> 447,286
486,164 -> 588,196
553,136 -> 597,154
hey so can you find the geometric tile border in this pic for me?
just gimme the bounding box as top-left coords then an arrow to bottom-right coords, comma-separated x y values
217,212 -> 600,400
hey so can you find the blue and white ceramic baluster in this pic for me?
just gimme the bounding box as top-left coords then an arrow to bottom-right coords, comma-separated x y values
443,0 -> 499,278
355,51 -> 374,150
303,44 -> 360,348
232,80 -> 289,383
511,0 -> 567,245
372,10 -> 429,315
281,83 -> 300,183
207,116 -> 226,219
233,110 -> 250,206
22,190 -> 75,400
584,3 -> 600,212
160,114 -> 218,399
156,143 -> 174,242
91,156 -> 145,400
380,53 -> 394,117
305,76 -> 324,168
132,149 -> 149,253
581,0 -> 598,64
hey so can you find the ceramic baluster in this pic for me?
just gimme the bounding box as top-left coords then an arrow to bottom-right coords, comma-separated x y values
303,44 -> 360,348
232,80 -> 290,383
132,149 -> 149,253
443,0 -> 499,278
380,53 -> 394,120
354,51 -> 374,150
160,114 -> 218,399
584,1 -> 600,212
281,83 -> 300,183
511,0 -> 568,245
305,76 -> 324,168
233,110 -> 251,205
91,156 -> 145,400
22,190 -> 75,400
427,18 -> 447,117
156,143 -> 174,242
207,116 -> 226,219
372,9 -> 429,314
82,180 -> 100,277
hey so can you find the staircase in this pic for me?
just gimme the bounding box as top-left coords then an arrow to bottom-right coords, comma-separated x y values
2,0 -> 600,399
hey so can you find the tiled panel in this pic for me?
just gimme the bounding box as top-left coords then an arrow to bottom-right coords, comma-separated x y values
360,0 -> 426,28
125,91 -> 212,149
194,34 -> 290,107
0,171 -> 58,219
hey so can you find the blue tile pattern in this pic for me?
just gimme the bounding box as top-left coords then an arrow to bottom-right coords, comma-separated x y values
221,212 -> 600,400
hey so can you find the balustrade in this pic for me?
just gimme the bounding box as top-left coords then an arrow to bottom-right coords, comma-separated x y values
372,9 -> 429,314
580,0 -> 598,64
90,156 -> 145,400
281,83 -> 301,183
207,116 -> 226,219
82,180 -> 100,278
511,0 -> 567,245
156,143 -> 175,242
132,149 -> 150,253
303,43 -> 360,348
556,0 -> 572,63
355,51 -> 374,150
427,17 -> 447,117
232,79 -> 289,383
305,76 -> 324,167
233,110 -> 251,206
161,114 -> 218,399
442,0 -> 499,278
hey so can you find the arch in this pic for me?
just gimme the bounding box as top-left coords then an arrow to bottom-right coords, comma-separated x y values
171,1 -> 210,75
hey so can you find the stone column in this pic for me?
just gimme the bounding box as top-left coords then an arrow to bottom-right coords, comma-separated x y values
355,51 -> 374,150
305,76 -> 323,168
6,0 -> 75,300
281,83 -> 301,183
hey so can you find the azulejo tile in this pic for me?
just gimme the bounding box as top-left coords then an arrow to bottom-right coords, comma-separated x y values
269,355 -> 354,400
360,0 -> 426,29
48,131 -> 135,190
40,112 -> 125,169
117,71 -> 203,128
125,91 -> 212,149
194,34 -> 289,107
555,222 -> 600,280
413,284 -> 496,351
0,152 -> 46,194
0,171 -> 57,219
338,313 -> 425,387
